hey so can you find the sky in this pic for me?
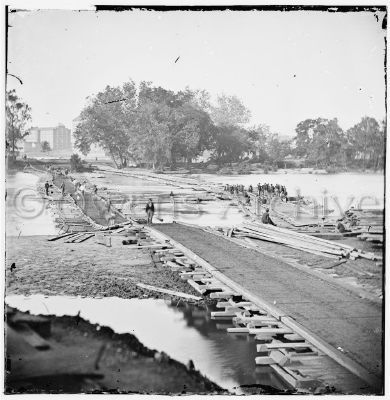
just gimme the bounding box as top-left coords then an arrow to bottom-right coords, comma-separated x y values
7,8 -> 386,137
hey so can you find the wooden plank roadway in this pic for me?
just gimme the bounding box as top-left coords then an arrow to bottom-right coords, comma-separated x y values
154,223 -> 383,385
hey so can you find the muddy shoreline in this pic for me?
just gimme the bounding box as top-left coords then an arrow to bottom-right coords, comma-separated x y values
6,307 -> 226,394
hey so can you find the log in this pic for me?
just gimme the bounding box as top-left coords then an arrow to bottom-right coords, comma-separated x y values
47,232 -> 77,241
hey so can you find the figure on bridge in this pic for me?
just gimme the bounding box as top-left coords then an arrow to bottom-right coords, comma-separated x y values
261,208 -> 276,226
146,198 -> 155,225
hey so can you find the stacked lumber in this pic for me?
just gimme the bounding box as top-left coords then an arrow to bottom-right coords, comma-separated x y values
232,221 -> 380,261
47,222 -> 134,244
342,208 -> 384,246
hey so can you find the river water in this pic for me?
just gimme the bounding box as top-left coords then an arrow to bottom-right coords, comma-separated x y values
6,172 -> 58,236
84,170 -> 384,227
5,295 -> 289,393
7,170 -> 384,233
198,171 -> 384,210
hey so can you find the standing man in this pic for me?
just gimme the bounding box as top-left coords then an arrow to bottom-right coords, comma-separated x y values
145,198 -> 155,225
61,181 -> 66,197
44,181 -> 50,196
79,182 -> 86,196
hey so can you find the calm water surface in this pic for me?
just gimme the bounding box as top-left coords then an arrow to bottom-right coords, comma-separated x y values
6,172 -> 58,236
85,170 -> 384,226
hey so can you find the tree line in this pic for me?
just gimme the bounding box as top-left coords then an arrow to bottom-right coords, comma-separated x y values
6,84 -> 386,171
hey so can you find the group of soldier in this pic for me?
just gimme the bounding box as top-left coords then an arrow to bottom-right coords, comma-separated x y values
224,182 -> 289,201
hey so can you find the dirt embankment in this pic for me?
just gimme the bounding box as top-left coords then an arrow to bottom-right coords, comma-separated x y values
6,307 -> 224,394
6,235 -> 200,301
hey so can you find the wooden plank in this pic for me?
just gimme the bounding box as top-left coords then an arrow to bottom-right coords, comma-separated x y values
211,310 -> 239,318
255,356 -> 277,365
136,283 -> 201,301
228,298 -> 253,307
249,327 -> 293,335
186,279 -> 204,294
216,301 -> 231,308
270,364 -> 297,388
227,327 -> 250,333
209,291 -> 236,299
65,233 -> 87,243
257,342 -> 312,352
235,316 -> 279,324
47,232 -> 76,241
74,233 -> 95,243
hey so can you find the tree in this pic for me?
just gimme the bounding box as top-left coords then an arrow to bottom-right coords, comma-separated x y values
266,134 -> 291,164
6,89 -> 32,160
247,124 -> 271,162
210,94 -> 251,127
211,126 -> 250,164
70,153 -> 84,172
294,119 -> 318,158
134,101 -> 173,169
41,140 -> 51,152
294,118 -> 345,167
308,118 -> 344,167
347,117 -> 384,170
74,81 -> 138,168
136,83 -> 215,167
170,102 -> 215,165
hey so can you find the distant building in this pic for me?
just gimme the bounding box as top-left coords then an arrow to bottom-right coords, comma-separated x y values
23,123 -> 72,153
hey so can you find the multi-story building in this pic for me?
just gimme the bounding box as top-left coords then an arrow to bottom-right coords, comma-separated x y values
53,124 -> 72,150
23,124 -> 72,153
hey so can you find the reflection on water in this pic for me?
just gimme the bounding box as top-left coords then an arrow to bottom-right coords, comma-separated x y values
5,295 -> 289,393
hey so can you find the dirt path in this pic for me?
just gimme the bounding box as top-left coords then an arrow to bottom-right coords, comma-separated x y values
154,223 -> 383,380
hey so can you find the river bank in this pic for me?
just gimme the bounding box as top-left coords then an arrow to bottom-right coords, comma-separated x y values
6,306 -> 225,394
6,234 -> 200,300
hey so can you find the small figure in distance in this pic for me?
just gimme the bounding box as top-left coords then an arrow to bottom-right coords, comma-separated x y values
146,198 -> 155,225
